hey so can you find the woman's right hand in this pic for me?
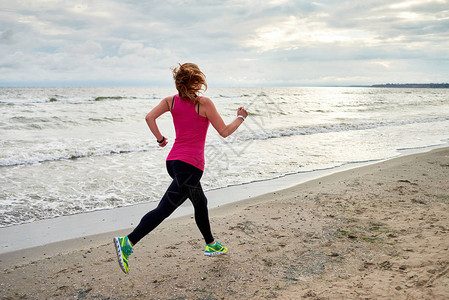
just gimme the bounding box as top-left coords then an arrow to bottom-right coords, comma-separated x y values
237,106 -> 248,118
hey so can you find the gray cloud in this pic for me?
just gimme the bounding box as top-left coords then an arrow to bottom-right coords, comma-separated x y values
1,0 -> 448,86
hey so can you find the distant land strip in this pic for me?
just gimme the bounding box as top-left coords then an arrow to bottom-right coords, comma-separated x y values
371,83 -> 449,88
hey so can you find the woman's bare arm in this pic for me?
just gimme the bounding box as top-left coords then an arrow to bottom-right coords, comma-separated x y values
202,97 -> 248,138
145,96 -> 171,147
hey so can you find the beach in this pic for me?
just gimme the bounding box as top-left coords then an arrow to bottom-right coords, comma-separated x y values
1,147 -> 448,299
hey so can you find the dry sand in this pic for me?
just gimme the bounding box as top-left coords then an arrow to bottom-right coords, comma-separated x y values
1,147 -> 448,299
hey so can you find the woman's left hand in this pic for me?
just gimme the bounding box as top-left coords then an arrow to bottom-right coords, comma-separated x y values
158,137 -> 168,147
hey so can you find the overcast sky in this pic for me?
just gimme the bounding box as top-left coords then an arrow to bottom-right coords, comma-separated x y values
1,0 -> 448,86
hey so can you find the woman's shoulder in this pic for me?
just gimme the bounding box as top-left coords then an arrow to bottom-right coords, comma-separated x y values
199,96 -> 212,105
161,95 -> 177,111
162,95 -> 176,102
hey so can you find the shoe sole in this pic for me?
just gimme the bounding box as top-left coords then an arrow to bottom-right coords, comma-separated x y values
204,251 -> 227,256
113,237 -> 128,274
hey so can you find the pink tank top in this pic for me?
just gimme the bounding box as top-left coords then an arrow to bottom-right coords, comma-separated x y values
166,95 -> 210,171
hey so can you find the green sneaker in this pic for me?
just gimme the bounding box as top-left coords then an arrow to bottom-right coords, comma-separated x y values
204,241 -> 228,256
113,236 -> 133,274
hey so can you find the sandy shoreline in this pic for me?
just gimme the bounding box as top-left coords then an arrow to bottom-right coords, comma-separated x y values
0,152 -> 390,257
1,147 -> 448,299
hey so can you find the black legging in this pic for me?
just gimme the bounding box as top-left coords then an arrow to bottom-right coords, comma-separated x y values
127,160 -> 214,245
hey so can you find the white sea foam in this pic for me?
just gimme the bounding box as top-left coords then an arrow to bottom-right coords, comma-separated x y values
1,86 -> 448,227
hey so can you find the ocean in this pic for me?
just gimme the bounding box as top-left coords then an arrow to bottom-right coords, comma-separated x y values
1,86 -> 448,228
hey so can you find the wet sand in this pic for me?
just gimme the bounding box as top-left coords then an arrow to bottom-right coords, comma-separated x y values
1,147 -> 448,299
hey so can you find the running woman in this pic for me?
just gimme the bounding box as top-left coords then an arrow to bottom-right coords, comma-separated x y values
114,63 -> 248,274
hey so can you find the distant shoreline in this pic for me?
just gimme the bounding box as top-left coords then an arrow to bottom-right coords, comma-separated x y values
371,83 -> 449,88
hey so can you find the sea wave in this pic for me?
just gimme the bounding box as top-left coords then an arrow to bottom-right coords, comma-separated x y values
236,116 -> 449,142
2,116 -> 448,167
0,145 -> 154,167
0,95 -> 153,105
0,193 -> 142,228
